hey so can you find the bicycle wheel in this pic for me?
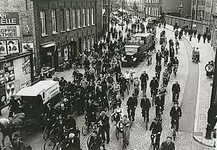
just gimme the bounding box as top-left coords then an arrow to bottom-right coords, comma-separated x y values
172,128 -> 176,141
115,128 -> 120,140
43,126 -> 50,141
82,123 -> 89,136
44,137 -> 56,150
56,142 -> 64,150
49,128 -> 59,138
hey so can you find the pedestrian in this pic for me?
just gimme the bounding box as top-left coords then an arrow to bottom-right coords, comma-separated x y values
172,81 -> 180,102
197,33 -> 201,43
140,71 -> 149,95
193,29 -> 197,38
203,32 -> 207,43
160,136 -> 175,150
156,50 -> 162,65
150,77 -> 159,98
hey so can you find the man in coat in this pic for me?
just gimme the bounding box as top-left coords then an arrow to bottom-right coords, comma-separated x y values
127,93 -> 138,121
160,136 -> 175,150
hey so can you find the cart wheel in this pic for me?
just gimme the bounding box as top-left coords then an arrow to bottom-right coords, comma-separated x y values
44,137 -> 56,150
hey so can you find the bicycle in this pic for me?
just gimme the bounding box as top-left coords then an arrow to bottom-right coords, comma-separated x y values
115,122 -> 131,150
149,134 -> 158,150
173,65 -> 178,77
82,114 -> 97,136
172,92 -> 179,103
151,89 -> 157,106
172,119 -> 178,141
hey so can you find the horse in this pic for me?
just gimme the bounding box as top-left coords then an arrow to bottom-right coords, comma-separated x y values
0,113 -> 26,149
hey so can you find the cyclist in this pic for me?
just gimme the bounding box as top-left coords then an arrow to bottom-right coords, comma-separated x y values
170,102 -> 182,132
67,132 -> 81,150
129,67 -> 135,84
162,69 -> 170,87
140,71 -> 149,95
167,61 -> 173,75
111,107 -> 122,126
164,48 -> 169,65
173,57 -> 179,69
88,130 -> 105,150
86,100 -> 98,128
124,71 -> 131,91
140,95 -> 151,123
127,93 -> 138,121
156,50 -> 162,65
175,40 -> 180,54
160,136 -> 175,150
149,117 -> 162,150
133,77 -> 140,97
158,85 -> 167,111
172,81 -> 180,102
155,63 -> 162,81
116,115 -> 131,146
155,94 -> 163,118
150,77 -> 159,98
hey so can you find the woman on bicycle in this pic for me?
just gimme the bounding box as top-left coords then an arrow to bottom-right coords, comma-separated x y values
117,115 -> 131,146
149,117 -> 162,150
111,107 -> 122,126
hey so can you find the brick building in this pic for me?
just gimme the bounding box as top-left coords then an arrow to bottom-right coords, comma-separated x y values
0,0 -> 35,103
32,0 -> 103,74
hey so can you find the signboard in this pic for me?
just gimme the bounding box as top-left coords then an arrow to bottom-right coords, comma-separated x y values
0,12 -> 19,25
0,12 -> 20,37
0,25 -> 20,37
4,61 -> 15,83
7,40 -> 19,54
0,85 -> 6,107
0,40 -> 7,56
0,69 -> 4,86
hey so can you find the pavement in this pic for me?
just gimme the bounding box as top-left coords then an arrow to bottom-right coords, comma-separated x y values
0,21 -> 215,149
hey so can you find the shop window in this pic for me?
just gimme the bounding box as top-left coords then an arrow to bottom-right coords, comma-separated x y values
72,9 -> 76,29
40,10 -> 47,36
51,9 -> 57,33
82,8 -> 86,27
77,9 -> 81,28
66,9 -> 71,31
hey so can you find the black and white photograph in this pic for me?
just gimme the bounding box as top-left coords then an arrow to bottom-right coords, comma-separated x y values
0,0 -> 216,150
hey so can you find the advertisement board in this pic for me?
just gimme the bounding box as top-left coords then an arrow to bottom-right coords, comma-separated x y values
0,25 -> 20,37
7,40 -> 19,54
0,40 -> 7,56
4,61 -> 15,83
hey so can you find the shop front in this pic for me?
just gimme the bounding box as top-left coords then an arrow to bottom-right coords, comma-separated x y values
0,52 -> 34,109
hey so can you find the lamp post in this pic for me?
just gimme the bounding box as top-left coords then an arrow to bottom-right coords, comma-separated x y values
122,0 -> 124,30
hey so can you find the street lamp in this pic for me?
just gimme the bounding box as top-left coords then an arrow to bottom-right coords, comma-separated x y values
122,0 -> 124,30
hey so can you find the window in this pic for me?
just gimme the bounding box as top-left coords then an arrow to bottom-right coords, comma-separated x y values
40,10 -> 47,36
91,8 -> 94,25
87,8 -> 90,26
51,10 -> 57,33
82,8 -> 86,27
66,9 -> 71,30
61,9 -> 65,31
179,2 -> 183,7
77,9 -> 81,28
72,9 -> 76,29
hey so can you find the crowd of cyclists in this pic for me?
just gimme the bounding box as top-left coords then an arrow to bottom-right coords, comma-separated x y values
6,12 -> 187,150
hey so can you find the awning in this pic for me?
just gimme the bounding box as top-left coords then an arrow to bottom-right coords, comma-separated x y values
41,41 -> 56,48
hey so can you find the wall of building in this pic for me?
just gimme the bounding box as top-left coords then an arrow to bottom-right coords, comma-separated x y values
145,0 -> 161,18
161,0 -> 179,15
0,0 -> 35,102
182,0 -> 192,17
33,0 -> 103,73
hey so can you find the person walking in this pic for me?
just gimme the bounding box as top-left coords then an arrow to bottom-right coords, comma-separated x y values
172,81 -> 180,102
203,32 -> 207,43
170,102 -> 182,131
140,71 -> 149,95
197,33 -> 201,43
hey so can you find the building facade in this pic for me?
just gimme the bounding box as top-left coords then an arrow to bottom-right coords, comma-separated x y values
102,0 -> 111,32
32,0 -> 103,74
145,0 -> 161,18
0,0 -> 35,104
161,0 -> 191,17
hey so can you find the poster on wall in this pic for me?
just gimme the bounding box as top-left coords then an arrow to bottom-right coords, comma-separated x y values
22,43 -> 33,53
22,18 -> 32,36
4,61 -> 15,83
64,46 -> 68,61
22,56 -> 31,75
7,40 -> 19,54
0,85 -> 7,108
5,81 -> 15,100
0,41 -> 7,56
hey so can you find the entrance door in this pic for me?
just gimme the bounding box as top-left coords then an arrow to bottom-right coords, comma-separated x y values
70,41 -> 77,63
